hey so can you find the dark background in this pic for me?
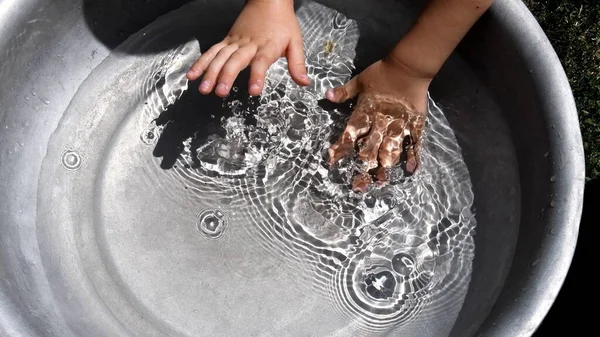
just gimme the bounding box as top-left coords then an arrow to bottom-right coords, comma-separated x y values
523,0 -> 599,180
533,178 -> 594,335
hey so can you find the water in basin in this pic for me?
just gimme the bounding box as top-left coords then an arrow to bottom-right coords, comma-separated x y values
37,2 -> 476,336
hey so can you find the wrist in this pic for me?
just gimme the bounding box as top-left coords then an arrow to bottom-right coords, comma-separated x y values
385,0 -> 494,80
383,50 -> 436,82
246,0 -> 293,7
245,0 -> 295,15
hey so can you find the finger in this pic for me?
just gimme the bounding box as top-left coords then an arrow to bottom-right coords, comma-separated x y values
344,111 -> 372,142
409,114 -> 425,141
198,44 -> 240,94
374,167 -> 390,187
351,172 -> 372,193
406,146 -> 419,174
406,122 -> 424,174
327,141 -> 354,167
286,37 -> 310,86
187,41 -> 228,81
215,45 -> 258,97
325,76 -> 360,103
357,113 -> 392,170
327,112 -> 371,166
379,136 -> 403,169
379,119 -> 407,168
248,44 -> 281,96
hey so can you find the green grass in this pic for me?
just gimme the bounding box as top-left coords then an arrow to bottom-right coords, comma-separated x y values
523,0 -> 600,180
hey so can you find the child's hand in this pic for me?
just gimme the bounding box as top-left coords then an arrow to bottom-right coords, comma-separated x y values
187,0 -> 310,97
326,0 -> 494,192
326,58 -> 430,192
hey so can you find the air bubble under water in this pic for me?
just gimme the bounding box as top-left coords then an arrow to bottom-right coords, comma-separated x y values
392,253 -> 415,276
196,209 -> 227,239
61,150 -> 81,170
140,126 -> 158,145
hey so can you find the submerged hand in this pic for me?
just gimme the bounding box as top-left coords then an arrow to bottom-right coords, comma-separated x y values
186,0 -> 310,97
326,58 -> 430,192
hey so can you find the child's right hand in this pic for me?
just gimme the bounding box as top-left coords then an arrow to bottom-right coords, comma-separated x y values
187,0 -> 310,97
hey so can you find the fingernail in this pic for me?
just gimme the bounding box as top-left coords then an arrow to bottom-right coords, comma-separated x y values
216,83 -> 228,93
301,74 -> 309,82
200,80 -> 211,91
326,89 -> 335,101
250,83 -> 260,93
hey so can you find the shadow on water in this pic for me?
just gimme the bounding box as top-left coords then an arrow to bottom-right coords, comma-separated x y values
82,0 -> 194,52
151,69 -> 260,170
82,0 -> 311,54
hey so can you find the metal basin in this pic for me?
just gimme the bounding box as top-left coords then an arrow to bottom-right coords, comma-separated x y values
0,0 -> 585,336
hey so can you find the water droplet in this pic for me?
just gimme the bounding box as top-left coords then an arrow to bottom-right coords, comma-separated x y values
549,200 -> 556,208
232,86 -> 239,93
391,253 -> 415,276
25,96 -> 30,101
61,150 -> 82,170
550,175 -> 557,182
31,91 -> 36,96
140,128 -> 157,145
27,62 -> 32,67
43,99 -> 50,105
197,210 -> 227,239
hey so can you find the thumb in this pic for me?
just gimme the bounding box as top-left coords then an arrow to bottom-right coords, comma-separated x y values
325,76 -> 360,103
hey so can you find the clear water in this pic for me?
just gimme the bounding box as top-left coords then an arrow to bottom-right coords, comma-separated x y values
38,1 -> 476,336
